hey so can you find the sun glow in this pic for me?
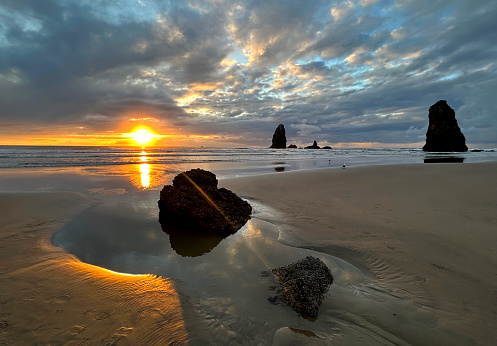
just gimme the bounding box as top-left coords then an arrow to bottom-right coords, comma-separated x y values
132,129 -> 154,145
127,127 -> 160,147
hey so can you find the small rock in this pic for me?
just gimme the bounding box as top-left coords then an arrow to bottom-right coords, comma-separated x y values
271,256 -> 333,318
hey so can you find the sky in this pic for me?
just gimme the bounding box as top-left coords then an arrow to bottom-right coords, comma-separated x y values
1,0 -> 496,148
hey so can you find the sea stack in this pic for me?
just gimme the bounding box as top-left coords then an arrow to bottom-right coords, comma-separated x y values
423,100 -> 468,152
270,124 -> 287,149
305,141 -> 320,149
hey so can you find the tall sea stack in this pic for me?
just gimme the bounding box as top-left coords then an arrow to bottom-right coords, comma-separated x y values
270,124 -> 287,149
423,100 -> 468,152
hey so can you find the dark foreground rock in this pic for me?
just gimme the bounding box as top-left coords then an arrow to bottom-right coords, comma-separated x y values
305,141 -> 320,149
423,100 -> 468,152
158,169 -> 252,235
270,124 -> 287,148
271,256 -> 333,318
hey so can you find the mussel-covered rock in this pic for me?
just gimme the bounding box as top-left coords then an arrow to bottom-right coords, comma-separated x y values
271,256 -> 333,318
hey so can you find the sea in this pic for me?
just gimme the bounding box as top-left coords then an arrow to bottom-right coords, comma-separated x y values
0,145 -> 496,192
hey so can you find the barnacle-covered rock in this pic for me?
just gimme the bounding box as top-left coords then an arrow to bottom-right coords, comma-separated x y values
271,256 -> 333,318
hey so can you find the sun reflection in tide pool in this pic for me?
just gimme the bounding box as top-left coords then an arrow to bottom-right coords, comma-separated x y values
140,163 -> 150,188
138,151 -> 151,188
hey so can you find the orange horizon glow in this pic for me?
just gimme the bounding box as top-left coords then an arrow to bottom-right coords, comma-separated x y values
0,119 -> 179,147
0,122 -> 429,149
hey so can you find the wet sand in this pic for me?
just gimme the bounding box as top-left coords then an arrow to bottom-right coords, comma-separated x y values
1,162 -> 497,344
223,162 -> 497,344
0,193 -> 202,345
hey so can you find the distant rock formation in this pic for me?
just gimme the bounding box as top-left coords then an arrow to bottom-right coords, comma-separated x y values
305,141 -> 320,149
287,144 -> 297,148
158,169 -> 252,235
270,124 -> 287,148
423,100 -> 468,152
271,256 -> 333,318
322,146 -> 332,149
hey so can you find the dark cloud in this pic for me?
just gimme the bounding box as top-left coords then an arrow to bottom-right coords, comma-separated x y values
0,0 -> 496,147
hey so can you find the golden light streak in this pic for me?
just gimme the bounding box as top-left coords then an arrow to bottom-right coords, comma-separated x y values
180,173 -> 239,233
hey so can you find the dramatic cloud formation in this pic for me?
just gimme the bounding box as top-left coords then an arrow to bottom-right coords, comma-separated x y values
1,0 -> 496,147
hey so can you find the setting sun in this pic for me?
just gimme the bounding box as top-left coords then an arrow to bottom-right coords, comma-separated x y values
132,129 -> 154,145
128,128 -> 160,146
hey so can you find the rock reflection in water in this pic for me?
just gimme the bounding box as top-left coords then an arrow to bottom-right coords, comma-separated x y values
273,162 -> 286,172
160,221 -> 228,257
424,156 -> 465,163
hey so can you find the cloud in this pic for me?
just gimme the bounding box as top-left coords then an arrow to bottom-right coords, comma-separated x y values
0,0 -> 496,147
291,123 -> 322,137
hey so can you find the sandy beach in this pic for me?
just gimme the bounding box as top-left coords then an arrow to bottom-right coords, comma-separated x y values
224,162 -> 497,344
0,192 -> 206,345
1,162 -> 497,344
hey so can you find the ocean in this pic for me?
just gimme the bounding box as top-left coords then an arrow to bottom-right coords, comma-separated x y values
0,145 -> 496,192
